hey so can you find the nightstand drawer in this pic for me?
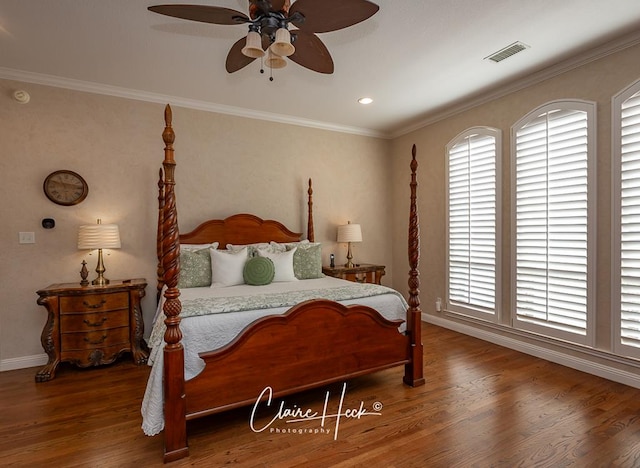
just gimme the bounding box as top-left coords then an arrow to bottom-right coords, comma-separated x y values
60,292 -> 128,313
60,309 -> 129,332
61,326 -> 130,351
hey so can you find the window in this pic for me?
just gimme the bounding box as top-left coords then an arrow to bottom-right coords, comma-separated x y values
446,127 -> 501,321
511,101 -> 596,346
613,79 -> 640,359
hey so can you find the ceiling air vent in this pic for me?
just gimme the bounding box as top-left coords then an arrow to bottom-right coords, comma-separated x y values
485,41 -> 530,63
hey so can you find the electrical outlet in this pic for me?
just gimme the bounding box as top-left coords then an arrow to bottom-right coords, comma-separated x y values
435,297 -> 442,312
19,232 -> 35,244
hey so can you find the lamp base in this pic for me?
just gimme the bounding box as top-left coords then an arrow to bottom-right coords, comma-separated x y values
344,242 -> 355,268
91,276 -> 110,286
91,249 -> 110,286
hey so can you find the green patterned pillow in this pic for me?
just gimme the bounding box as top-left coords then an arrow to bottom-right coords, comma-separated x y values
293,243 -> 323,279
243,256 -> 275,286
178,248 -> 212,288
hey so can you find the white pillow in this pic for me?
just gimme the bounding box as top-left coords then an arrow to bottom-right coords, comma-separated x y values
257,247 -> 298,282
210,247 -> 247,287
182,242 -> 219,251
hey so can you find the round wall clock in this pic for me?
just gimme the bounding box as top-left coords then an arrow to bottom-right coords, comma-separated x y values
43,170 -> 89,206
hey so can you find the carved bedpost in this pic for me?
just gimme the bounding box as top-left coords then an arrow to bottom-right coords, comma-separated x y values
157,168 -> 165,303
160,105 -> 189,462
307,178 -> 315,242
404,144 -> 425,387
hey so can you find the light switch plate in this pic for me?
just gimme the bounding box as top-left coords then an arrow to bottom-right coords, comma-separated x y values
19,232 -> 35,244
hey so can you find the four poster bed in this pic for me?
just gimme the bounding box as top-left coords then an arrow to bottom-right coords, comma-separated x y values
143,104 -> 424,462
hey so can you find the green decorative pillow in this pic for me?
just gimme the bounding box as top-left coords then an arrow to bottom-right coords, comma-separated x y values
243,256 -> 275,286
293,243 -> 323,279
178,248 -> 212,288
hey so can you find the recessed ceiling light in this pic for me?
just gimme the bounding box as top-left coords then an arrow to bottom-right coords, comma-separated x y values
358,97 -> 373,105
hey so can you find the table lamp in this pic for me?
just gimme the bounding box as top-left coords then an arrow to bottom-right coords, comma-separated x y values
78,219 -> 121,286
337,221 -> 362,268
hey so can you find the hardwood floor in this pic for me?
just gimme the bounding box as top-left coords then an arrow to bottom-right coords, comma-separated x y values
2,324 -> 639,467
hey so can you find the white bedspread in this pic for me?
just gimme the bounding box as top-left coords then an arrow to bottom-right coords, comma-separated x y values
141,277 -> 408,436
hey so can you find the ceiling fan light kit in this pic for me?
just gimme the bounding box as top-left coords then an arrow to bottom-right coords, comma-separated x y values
148,0 -> 379,77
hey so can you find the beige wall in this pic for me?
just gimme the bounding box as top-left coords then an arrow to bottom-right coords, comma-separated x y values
390,42 -> 640,374
0,80 -> 391,366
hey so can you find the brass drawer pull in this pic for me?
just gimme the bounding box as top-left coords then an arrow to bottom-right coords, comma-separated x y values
83,317 -> 108,327
84,335 -> 107,345
83,299 -> 107,309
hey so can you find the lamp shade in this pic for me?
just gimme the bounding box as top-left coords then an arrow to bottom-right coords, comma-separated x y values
78,223 -> 121,250
241,31 -> 265,59
270,28 -> 295,57
337,222 -> 362,243
265,49 -> 287,69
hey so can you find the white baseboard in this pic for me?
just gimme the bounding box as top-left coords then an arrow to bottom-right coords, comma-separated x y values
423,313 -> 640,389
0,354 -> 48,372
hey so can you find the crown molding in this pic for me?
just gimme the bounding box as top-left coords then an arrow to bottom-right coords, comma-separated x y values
391,29 -> 640,139
0,67 -> 387,139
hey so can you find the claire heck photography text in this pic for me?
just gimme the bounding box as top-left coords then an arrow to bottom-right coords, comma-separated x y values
249,382 -> 383,440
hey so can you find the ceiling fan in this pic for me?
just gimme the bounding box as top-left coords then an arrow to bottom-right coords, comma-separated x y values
148,0 -> 379,76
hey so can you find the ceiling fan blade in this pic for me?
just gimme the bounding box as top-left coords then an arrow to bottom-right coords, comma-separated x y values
289,30 -> 334,74
148,5 -> 249,25
289,0 -> 379,33
226,37 -> 257,73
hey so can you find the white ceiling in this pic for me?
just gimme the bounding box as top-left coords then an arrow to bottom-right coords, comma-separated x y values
1,0 -> 640,138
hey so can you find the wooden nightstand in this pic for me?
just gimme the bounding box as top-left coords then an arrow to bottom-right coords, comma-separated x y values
322,264 -> 385,285
35,278 -> 149,382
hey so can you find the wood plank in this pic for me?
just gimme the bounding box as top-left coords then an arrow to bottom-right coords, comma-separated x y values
1,325 -> 639,466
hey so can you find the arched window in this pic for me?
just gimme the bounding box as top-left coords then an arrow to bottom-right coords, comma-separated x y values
511,100 -> 596,346
612,78 -> 640,359
446,127 -> 501,321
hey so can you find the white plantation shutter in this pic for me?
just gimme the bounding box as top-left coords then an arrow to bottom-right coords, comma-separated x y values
512,101 -> 595,345
447,128 -> 500,320
614,83 -> 640,358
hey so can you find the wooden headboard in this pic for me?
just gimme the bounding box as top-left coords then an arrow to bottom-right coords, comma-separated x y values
179,213 -> 302,247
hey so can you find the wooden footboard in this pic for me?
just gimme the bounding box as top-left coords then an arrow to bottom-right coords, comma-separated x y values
185,300 -> 408,419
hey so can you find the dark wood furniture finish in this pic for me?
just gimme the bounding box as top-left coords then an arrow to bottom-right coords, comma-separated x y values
322,263 -> 385,284
35,279 -> 148,382
156,104 -> 424,462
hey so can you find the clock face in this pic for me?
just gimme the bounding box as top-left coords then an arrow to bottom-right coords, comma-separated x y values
43,170 -> 89,206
